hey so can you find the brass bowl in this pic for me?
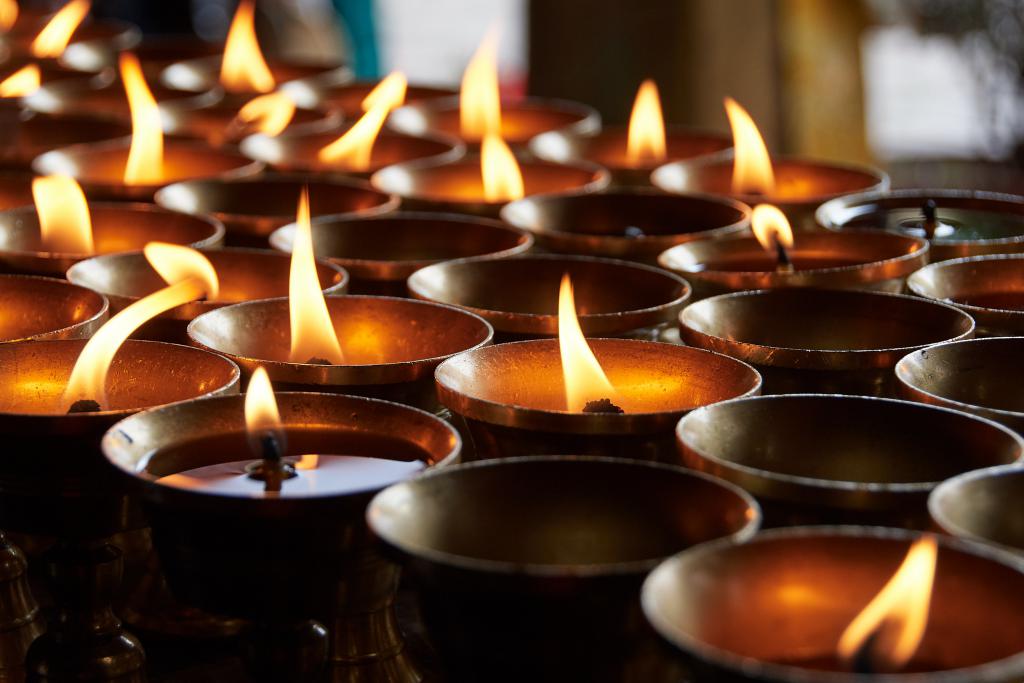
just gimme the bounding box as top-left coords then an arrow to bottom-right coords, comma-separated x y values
160,55 -> 350,94
0,170 -> 38,210
67,247 -> 347,344
408,254 -> 690,341
0,274 -> 107,342
679,288 -> 975,395
188,295 -> 493,411
153,174 -> 399,248
22,74 -> 220,119
2,18 -> 141,73
908,255 -> 1024,336
659,230 -> 928,300
131,35 -> 222,75
501,189 -> 750,263
368,455 -> 760,683
161,98 -> 343,148
896,337 -> 1024,434
0,111 -> 131,169
0,202 -> 225,276
678,394 -> 1023,528
816,188 -> 1024,261
280,76 -> 454,114
930,464 -> 1024,555
436,338 -> 761,462
642,526 -> 1024,683
270,211 -> 532,295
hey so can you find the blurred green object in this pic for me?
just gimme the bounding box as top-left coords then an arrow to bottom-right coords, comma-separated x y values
332,0 -> 380,79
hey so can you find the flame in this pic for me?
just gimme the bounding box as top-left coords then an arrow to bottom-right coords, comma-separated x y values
143,242 -> 220,300
220,0 -> 274,94
32,175 -> 93,254
724,96 -> 775,195
317,99 -> 389,168
288,188 -> 344,364
295,454 -> 318,469
0,64 -> 39,97
0,0 -> 18,32
627,79 -> 666,164
61,244 -> 217,410
481,134 -> 523,202
30,0 -> 89,58
750,204 -> 793,253
460,30 -> 501,141
236,92 -> 295,136
245,365 -> 282,439
120,52 -> 163,185
361,71 -> 407,111
837,536 -> 938,673
558,273 -> 618,413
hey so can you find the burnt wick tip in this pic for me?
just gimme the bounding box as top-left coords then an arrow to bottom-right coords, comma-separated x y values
305,357 -> 333,365
67,399 -> 101,414
582,398 -> 625,414
923,198 -> 937,223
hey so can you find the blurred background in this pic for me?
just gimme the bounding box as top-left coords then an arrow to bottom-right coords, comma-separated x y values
55,0 -> 1024,191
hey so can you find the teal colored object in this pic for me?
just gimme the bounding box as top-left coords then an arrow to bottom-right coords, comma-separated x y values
332,0 -> 380,79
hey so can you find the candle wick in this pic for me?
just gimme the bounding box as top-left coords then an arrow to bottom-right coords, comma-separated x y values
774,237 -> 794,274
850,631 -> 880,675
66,399 -> 101,414
921,199 -> 938,239
245,431 -> 297,493
304,357 -> 333,365
582,398 -> 625,414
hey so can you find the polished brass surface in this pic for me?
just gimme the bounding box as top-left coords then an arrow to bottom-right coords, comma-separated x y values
22,74 -> 220,119
408,254 -> 690,341
2,19 -> 141,72
642,526 -> 1024,682
162,98 -> 342,148
67,248 -> 346,344
908,255 -> 1024,336
896,337 -> 1024,433
283,77 -> 454,115
0,275 -> 107,342
680,289 -> 975,395
0,532 -> 43,680
678,394 -> 1023,527
930,465 -> 1024,555
659,230 -> 928,300
160,55 -> 349,94
0,202 -> 225,276
31,138 -> 262,201
271,211 -> 531,295
153,174 -> 399,247
501,189 -> 750,263
188,295 -> 492,410
435,338 -> 761,461
0,111 -> 131,169
371,155 -> 610,218
367,456 -> 759,683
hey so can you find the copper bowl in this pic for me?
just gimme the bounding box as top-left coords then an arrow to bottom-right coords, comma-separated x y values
408,254 -> 690,342
368,455 -> 760,683
643,526 -> 1024,683
436,338 -> 761,462
659,230 -> 928,300
501,189 -> 750,263
896,337 -> 1024,434
160,55 -> 350,95
0,111 -> 131,169
816,188 -> 1024,261
930,464 -> 1024,555
153,174 -> 398,248
2,18 -> 141,73
22,73 -> 220,119
0,274 -> 107,342
270,211 -> 532,295
67,247 -> 347,344
678,394 -> 1023,528
161,98 -> 343,148
280,76 -> 454,114
679,289 -> 975,396
0,202 -> 224,276
131,35 -> 223,76
0,170 -> 37,210
908,255 -> 1024,337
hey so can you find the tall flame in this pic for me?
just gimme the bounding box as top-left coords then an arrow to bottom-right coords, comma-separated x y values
750,204 -> 793,253
33,175 -> 93,254
837,536 -> 939,673
236,92 -> 295,136
0,0 -> 18,32
30,0 -> 89,58
220,0 -> 274,94
627,79 -> 667,164
120,52 -> 163,185
143,242 -> 220,301
724,96 -> 775,196
558,273 -> 618,413
460,30 -> 501,141
481,133 -> 523,202
317,99 -> 389,168
361,71 -> 407,111
245,366 -> 283,442
0,64 -> 40,97
61,244 -> 218,410
288,188 -> 344,364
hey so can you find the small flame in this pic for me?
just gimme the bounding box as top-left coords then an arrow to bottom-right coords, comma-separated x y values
295,454 -> 318,470
361,71 -> 407,111
558,273 -> 618,413
32,175 -> 93,254
724,96 -> 775,196
317,99 -> 390,169
220,0 -> 274,94
750,204 -> 793,253
245,366 -> 283,440
30,0 -> 89,58
0,64 -> 40,97
143,242 -> 220,300
120,52 -> 163,185
236,91 -> 295,136
837,536 -> 939,673
288,188 -> 344,364
460,30 -> 501,141
627,79 -> 666,164
61,244 -> 217,410
0,0 -> 18,32
481,133 -> 523,202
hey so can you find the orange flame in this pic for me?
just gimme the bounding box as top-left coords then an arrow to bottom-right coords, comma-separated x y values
837,536 -> 938,673
361,71 -> 407,111
317,100 -> 389,168
481,133 -> 523,202
627,79 -> 666,164
724,96 -> 775,196
236,92 -> 295,136
460,30 -> 501,141
0,0 -> 18,32
288,188 -> 343,364
750,204 -> 793,253
61,244 -> 218,410
0,64 -> 39,97
144,241 -> 220,300
120,52 -> 163,185
295,454 -> 318,469
220,0 -> 274,94
32,175 -> 93,254
30,0 -> 89,58
558,273 -> 618,413
245,365 -> 283,440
